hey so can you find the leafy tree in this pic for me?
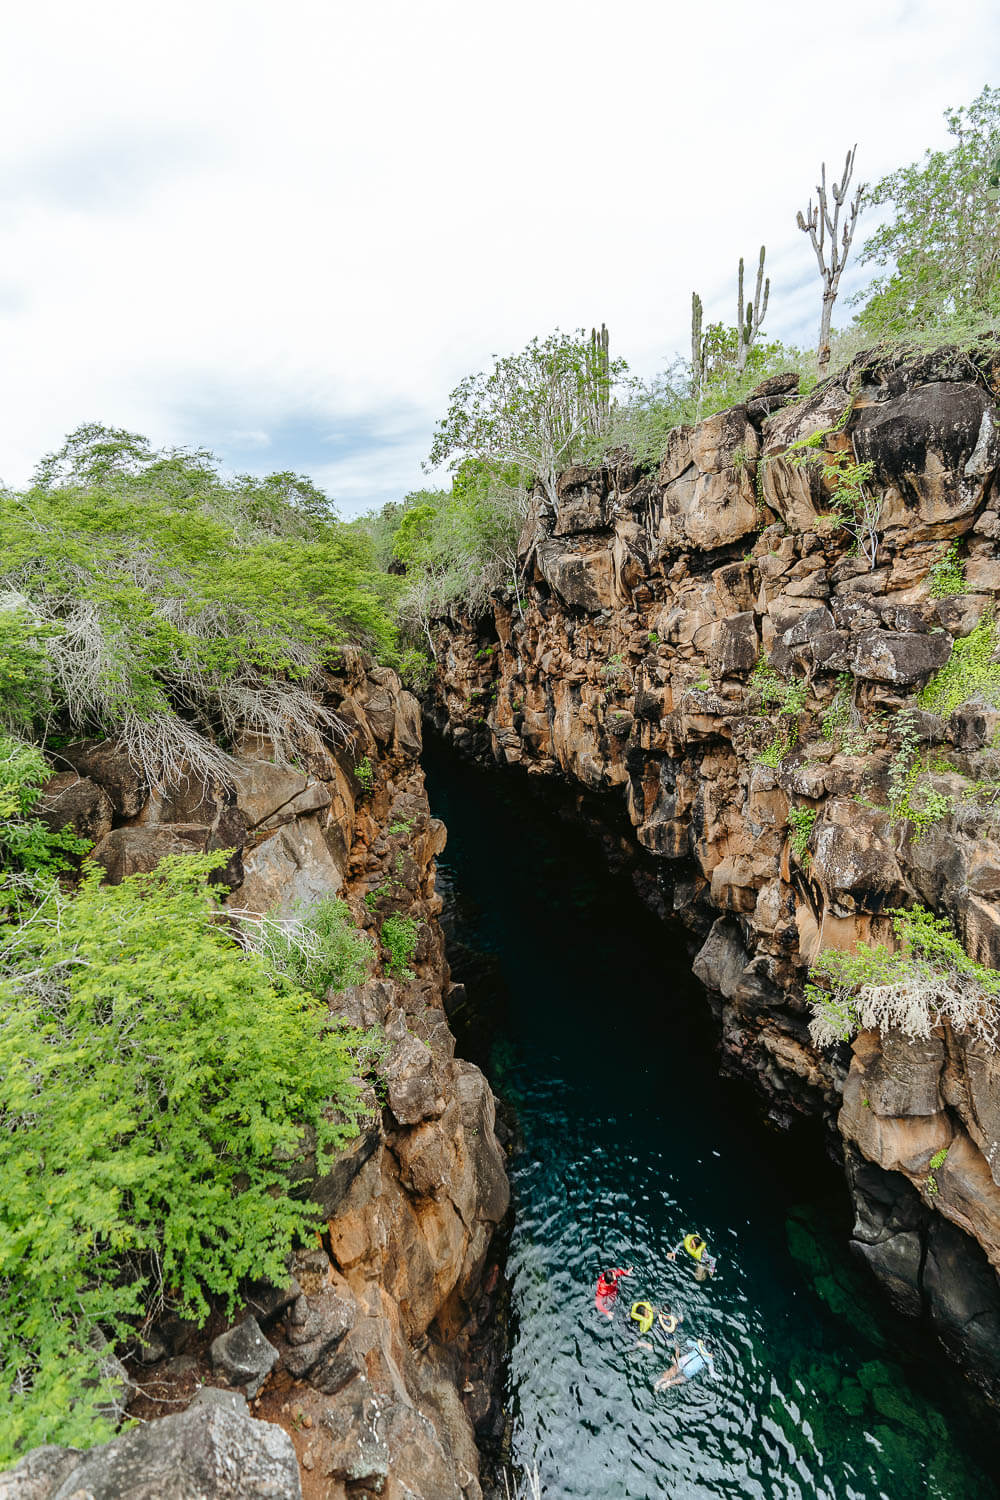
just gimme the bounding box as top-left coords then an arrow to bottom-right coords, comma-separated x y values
0,853 -> 372,1462
427,329 -> 629,507
856,85 -> 1000,334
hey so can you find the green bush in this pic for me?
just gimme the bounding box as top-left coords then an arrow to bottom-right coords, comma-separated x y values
0,608 -> 60,733
381,913 -> 419,978
0,853 -> 370,1462
917,611 -> 1000,718
0,736 -> 90,918
806,904 -> 1000,1049
258,897 -> 372,997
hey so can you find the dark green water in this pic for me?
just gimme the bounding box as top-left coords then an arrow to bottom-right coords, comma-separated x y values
423,738 -> 999,1500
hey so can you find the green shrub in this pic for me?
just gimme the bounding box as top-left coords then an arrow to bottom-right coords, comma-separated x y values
0,608 -> 61,733
917,611 -> 1000,718
381,913 -> 419,978
0,736 -> 91,917
928,541 -> 966,598
787,806 -> 817,865
806,904 -> 1000,1049
252,897 -> 372,998
354,756 -> 375,791
0,854 -> 370,1462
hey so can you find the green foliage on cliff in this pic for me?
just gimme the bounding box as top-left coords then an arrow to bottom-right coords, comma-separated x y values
357,460 -> 532,650
256,896 -> 373,997
0,736 -> 90,917
381,912 -> 420,977
0,425 -> 399,782
806,904 -> 1000,1049
855,85 -> 1000,336
917,611 -> 1000,718
0,853 -> 371,1463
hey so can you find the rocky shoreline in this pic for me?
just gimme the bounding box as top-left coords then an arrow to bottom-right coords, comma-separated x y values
426,344 -> 1000,1401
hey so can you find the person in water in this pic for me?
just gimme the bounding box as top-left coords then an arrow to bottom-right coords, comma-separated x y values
595,1265 -> 632,1317
627,1300 -> 683,1351
667,1233 -> 717,1281
655,1338 -> 717,1390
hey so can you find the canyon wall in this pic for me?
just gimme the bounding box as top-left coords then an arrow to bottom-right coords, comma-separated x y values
427,344 -> 1000,1397
5,652 -> 508,1500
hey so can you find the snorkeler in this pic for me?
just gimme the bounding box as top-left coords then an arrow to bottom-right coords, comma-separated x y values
667,1233 -> 717,1281
655,1338 -> 717,1390
595,1265 -> 633,1317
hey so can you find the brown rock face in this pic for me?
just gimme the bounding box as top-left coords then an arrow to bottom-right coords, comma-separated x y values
427,345 -> 1000,1398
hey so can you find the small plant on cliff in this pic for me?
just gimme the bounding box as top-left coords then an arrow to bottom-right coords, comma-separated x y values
245,897 -> 373,998
928,541 -> 966,598
381,912 -> 420,978
354,755 -> 376,791
0,853 -> 371,1462
917,610 -> 1000,718
786,422 -> 881,569
749,652 -> 783,709
806,903 -> 1000,1050
887,710 -> 952,839
926,1145 -> 951,1196
787,805 -> 817,866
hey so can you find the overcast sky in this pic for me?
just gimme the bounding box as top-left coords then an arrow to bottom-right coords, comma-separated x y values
1,1 -> 997,512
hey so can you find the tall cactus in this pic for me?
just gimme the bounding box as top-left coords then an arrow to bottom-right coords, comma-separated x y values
587,322 -> 611,435
690,291 -> 705,400
736,245 -> 769,374
797,146 -> 863,374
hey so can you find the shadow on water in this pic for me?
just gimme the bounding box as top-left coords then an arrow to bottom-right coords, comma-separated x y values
422,733 -> 1000,1500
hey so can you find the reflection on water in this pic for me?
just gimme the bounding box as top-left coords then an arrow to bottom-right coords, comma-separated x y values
423,738 -> 998,1500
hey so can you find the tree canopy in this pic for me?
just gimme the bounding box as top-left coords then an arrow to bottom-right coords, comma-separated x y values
856,84 -> 1000,334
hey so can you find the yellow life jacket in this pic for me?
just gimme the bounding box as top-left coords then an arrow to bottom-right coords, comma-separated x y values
630,1301 -> 654,1334
683,1234 -> 706,1262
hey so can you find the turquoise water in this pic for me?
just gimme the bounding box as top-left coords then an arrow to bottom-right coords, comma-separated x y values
424,739 -> 999,1500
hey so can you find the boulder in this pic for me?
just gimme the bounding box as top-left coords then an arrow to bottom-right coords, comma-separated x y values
60,740 -> 147,818
90,824 -> 211,884
849,629 -> 952,685
853,380 -> 1000,524
535,536 -> 616,612
553,465 -> 609,535
37,772 -> 113,844
234,815 -> 344,915
692,918 -> 749,1001
386,1034 -> 445,1125
210,1315 -> 279,1397
0,1404 -> 300,1500
282,1281 -> 356,1378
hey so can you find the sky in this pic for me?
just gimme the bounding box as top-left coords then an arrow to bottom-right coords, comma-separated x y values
1,0 -> 998,514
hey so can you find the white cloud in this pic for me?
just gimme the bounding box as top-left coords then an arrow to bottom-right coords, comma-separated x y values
1,0 -> 997,509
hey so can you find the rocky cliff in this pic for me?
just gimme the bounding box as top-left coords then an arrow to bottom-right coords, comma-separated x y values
4,651 -> 508,1500
426,344 -> 1000,1398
